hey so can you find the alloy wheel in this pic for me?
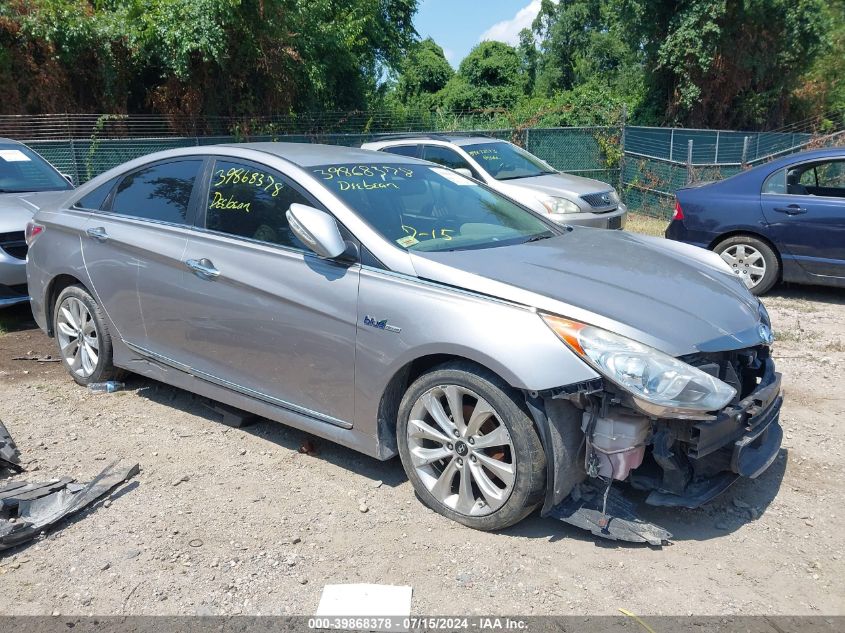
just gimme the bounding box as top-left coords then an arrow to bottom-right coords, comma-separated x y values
56,296 -> 100,378
720,243 -> 767,289
407,385 -> 515,517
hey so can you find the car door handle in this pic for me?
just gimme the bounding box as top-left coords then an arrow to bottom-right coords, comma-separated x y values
773,205 -> 807,215
85,226 -> 109,241
185,258 -> 220,280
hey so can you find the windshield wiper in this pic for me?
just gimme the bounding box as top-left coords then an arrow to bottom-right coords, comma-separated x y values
522,233 -> 554,244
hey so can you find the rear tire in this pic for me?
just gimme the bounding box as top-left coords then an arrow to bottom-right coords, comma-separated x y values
713,235 -> 779,295
397,361 -> 546,531
53,284 -> 121,386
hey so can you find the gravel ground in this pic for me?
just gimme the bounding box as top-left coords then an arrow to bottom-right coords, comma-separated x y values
0,284 -> 842,617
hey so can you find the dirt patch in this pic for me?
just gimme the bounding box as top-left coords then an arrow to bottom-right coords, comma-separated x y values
0,285 -> 842,616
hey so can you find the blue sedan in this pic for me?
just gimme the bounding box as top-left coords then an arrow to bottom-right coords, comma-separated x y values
666,148 -> 845,295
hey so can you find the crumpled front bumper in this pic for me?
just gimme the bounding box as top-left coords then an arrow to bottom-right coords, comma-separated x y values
643,357 -> 783,508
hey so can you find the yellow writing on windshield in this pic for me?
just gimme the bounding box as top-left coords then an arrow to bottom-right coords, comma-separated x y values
338,180 -> 399,191
313,165 -> 414,181
210,190 -> 251,212
401,225 -> 454,241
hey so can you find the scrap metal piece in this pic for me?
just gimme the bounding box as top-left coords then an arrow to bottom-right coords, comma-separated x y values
0,421 -> 22,471
549,482 -> 672,546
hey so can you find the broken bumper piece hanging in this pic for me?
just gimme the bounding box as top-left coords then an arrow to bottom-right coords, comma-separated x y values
533,350 -> 783,546
0,419 -> 139,551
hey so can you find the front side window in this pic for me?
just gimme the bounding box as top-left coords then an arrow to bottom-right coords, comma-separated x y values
311,162 -> 557,252
204,160 -> 308,249
798,160 -> 845,196
111,160 -> 202,224
421,145 -> 475,174
0,143 -> 73,193
462,141 -> 557,181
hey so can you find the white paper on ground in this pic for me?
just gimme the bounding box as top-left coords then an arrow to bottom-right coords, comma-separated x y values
316,583 -> 413,617
0,149 -> 31,162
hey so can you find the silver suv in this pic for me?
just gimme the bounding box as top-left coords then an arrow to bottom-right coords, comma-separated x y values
362,135 -> 627,229
27,143 -> 781,542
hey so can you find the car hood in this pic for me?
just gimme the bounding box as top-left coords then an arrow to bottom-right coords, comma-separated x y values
496,172 -> 610,199
0,191 -> 68,233
408,228 -> 766,356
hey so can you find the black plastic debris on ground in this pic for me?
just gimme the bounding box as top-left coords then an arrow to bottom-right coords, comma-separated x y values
0,419 -> 139,552
0,420 -> 22,473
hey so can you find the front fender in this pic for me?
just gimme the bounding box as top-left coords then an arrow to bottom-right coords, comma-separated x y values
352,268 -> 599,439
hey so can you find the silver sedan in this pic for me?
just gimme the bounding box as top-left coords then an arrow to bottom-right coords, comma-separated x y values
26,143 -> 781,540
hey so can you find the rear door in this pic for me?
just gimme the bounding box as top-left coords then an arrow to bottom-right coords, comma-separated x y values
175,157 -> 359,427
81,158 -> 205,347
760,159 -> 845,279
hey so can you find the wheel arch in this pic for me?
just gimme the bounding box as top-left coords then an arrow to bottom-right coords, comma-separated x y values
376,353 -> 518,457
44,273 -> 91,337
709,230 -> 783,281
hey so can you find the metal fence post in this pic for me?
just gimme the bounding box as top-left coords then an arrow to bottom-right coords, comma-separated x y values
65,113 -> 81,185
714,130 -> 720,163
686,139 -> 694,184
669,128 -> 674,162
618,104 -> 627,195
741,136 -> 749,167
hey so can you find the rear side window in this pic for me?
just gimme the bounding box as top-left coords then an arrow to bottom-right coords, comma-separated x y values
111,160 -> 203,224
382,145 -> 419,158
762,169 -> 786,194
75,178 -> 117,210
204,159 -> 309,250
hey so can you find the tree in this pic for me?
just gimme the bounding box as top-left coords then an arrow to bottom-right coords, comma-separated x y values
440,40 -> 524,111
0,0 -> 419,117
394,37 -> 454,108
616,0 -> 829,128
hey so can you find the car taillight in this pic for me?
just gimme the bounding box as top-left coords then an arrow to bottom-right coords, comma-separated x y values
673,200 -> 685,220
25,222 -> 44,246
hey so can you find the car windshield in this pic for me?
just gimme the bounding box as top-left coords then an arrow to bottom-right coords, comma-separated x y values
0,143 -> 72,194
311,163 -> 558,252
462,141 -> 557,181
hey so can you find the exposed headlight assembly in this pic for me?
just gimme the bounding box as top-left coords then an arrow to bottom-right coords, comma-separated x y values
541,314 -> 737,417
539,196 -> 581,216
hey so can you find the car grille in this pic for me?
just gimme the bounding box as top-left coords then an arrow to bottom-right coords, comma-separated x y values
580,190 -> 618,209
0,231 -> 27,260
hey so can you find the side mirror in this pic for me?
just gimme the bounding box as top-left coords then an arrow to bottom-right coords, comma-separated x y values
454,167 -> 473,179
286,203 -> 347,259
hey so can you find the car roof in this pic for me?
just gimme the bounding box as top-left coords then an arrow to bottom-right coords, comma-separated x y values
220,142 -> 424,167
0,137 -> 23,146
363,134 -> 505,148
760,146 -> 844,170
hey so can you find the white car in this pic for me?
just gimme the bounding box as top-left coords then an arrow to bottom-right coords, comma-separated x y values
362,134 -> 627,229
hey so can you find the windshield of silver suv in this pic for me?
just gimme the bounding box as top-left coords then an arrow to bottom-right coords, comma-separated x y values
311,162 -> 557,252
462,141 -> 557,181
0,143 -> 72,193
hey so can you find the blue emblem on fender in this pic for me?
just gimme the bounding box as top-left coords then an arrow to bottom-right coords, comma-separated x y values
364,315 -> 401,333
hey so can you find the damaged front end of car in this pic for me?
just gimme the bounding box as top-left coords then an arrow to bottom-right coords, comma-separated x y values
527,313 -> 783,546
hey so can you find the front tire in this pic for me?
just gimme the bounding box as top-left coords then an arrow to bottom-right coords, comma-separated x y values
53,284 -> 121,386
397,362 -> 546,531
713,235 -> 780,295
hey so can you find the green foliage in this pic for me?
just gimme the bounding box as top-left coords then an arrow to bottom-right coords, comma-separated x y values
0,0 -> 419,116
439,41 -> 525,111
394,38 -> 453,108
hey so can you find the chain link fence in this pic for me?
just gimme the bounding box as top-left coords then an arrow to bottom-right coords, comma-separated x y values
4,112 -> 842,220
